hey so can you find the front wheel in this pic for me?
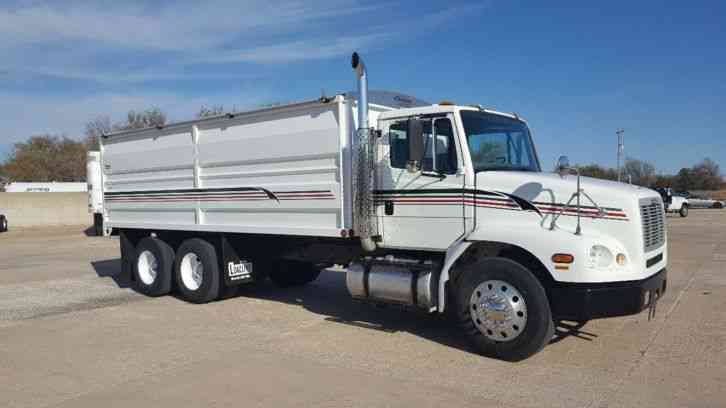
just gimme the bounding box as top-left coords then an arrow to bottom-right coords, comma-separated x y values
679,205 -> 688,217
0,215 -> 7,233
454,257 -> 554,361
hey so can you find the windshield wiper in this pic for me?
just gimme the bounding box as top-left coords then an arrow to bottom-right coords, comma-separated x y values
475,166 -> 536,172
420,171 -> 446,180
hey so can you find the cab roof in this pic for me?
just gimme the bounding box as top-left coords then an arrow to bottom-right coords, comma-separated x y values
377,104 -> 525,123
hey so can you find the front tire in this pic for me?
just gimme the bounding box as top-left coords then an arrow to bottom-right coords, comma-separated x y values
0,215 -> 7,233
454,257 -> 554,361
132,237 -> 174,297
174,238 -> 221,303
679,204 -> 688,217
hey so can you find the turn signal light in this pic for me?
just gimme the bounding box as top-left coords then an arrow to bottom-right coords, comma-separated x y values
552,254 -> 574,264
616,253 -> 627,266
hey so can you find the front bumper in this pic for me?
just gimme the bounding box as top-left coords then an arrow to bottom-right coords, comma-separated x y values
549,268 -> 667,320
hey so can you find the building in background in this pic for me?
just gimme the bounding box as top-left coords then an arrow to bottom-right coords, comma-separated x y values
4,182 -> 87,193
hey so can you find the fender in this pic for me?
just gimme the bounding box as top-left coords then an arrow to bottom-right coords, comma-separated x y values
438,238 -> 471,313
438,218 -> 632,312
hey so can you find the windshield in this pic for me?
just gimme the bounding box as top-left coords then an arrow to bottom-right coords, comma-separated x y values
460,110 -> 540,172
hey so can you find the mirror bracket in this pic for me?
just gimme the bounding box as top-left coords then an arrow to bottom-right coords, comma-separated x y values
407,118 -> 425,173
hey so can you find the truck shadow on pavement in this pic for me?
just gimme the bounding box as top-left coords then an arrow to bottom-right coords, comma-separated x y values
92,261 -> 598,354
235,269 -> 600,353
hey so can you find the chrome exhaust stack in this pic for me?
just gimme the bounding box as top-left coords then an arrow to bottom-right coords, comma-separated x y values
351,52 -> 377,252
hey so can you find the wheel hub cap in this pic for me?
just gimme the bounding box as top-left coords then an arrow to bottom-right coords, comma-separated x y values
180,253 -> 204,291
470,279 -> 527,342
137,250 -> 158,285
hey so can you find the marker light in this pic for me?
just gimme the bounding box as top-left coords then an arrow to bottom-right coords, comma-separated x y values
616,253 -> 627,266
552,254 -> 574,264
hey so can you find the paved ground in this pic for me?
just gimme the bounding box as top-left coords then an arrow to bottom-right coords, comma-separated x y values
1,211 -> 725,408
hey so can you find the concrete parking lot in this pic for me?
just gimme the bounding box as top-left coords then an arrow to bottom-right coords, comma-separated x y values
1,211 -> 725,408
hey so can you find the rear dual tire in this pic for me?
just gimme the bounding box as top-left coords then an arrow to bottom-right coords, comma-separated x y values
174,238 -> 221,304
132,237 -> 174,297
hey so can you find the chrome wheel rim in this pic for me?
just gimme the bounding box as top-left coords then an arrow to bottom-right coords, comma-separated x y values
470,279 -> 527,342
137,250 -> 158,285
180,253 -> 204,291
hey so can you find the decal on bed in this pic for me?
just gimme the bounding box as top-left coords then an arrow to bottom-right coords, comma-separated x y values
104,187 -> 335,203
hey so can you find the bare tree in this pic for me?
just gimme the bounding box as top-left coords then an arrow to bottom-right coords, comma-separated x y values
197,105 -> 226,118
84,108 -> 168,151
623,157 -> 656,186
692,158 -> 721,190
122,107 -> 167,130
84,115 -> 112,150
576,164 -> 619,181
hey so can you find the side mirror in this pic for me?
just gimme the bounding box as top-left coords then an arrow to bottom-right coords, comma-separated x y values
406,118 -> 425,173
556,155 -> 570,176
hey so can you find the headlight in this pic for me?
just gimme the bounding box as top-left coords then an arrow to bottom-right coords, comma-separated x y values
588,245 -> 614,268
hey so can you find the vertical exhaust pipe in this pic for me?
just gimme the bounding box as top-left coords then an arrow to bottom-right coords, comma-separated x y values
351,52 -> 376,252
352,52 -> 368,130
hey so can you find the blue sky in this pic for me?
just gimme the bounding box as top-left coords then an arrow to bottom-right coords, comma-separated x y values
1,0 -> 724,174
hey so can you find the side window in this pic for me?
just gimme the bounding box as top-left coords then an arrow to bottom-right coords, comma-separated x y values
388,118 -> 458,174
425,119 -> 457,174
389,121 -> 409,169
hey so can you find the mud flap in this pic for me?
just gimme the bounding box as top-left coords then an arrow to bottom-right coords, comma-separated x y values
220,234 -> 255,286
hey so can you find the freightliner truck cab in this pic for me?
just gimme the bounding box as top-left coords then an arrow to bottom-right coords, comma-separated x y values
347,54 -> 668,360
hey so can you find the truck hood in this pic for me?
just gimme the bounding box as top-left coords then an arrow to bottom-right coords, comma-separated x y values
474,171 -> 659,217
470,171 -> 667,283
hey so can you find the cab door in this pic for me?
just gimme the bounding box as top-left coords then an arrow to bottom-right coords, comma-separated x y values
376,114 -> 466,250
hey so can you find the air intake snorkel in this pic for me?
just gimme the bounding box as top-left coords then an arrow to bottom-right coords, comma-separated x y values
351,52 -> 377,252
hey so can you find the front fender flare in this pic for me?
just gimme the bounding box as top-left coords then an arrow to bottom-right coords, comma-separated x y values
438,239 -> 471,313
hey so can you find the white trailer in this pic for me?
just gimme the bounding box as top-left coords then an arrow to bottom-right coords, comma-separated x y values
100,53 -> 668,361
86,151 -> 106,235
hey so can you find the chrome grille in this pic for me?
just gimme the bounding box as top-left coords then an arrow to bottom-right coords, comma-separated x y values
640,199 -> 665,252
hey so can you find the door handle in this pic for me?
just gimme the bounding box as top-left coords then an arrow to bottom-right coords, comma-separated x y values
385,201 -> 394,215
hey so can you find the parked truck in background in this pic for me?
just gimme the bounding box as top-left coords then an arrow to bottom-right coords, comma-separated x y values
656,187 -> 689,217
99,53 -> 668,361
87,151 -> 105,236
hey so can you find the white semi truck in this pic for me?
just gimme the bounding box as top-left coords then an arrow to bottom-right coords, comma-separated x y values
99,53 -> 668,361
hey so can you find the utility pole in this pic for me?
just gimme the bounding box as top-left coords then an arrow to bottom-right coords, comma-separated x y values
616,129 -> 625,182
